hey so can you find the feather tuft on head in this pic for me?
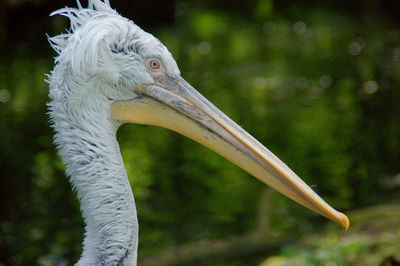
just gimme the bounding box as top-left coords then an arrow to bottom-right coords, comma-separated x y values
48,0 -> 116,56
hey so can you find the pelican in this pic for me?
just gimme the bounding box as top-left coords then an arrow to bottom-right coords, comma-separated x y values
47,0 -> 349,265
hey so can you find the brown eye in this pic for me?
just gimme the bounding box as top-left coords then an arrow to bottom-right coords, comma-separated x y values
148,59 -> 161,71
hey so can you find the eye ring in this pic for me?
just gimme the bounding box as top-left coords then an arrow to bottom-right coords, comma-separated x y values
147,59 -> 161,71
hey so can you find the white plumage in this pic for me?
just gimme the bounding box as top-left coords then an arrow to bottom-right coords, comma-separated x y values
47,1 -> 349,265
48,1 -> 180,264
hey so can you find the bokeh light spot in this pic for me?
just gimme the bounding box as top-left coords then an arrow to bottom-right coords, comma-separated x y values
320,75 -> 332,88
0,89 -> 10,102
363,80 -> 379,94
263,21 -> 276,35
198,41 -> 211,54
293,21 -> 307,35
348,41 -> 363,56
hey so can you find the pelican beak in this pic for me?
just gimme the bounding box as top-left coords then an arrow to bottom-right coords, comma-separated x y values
112,76 -> 349,230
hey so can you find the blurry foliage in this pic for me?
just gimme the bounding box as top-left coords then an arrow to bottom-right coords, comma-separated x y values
1,0 -> 400,265
260,205 -> 400,266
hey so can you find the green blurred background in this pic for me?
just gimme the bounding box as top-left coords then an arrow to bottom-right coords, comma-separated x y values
1,0 -> 400,265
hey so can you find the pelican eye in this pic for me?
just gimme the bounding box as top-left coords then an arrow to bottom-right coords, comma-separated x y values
147,59 -> 161,71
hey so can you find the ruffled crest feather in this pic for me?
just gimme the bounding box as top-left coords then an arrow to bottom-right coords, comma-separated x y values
48,0 -> 117,55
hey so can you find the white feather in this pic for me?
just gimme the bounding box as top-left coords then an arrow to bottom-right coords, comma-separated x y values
47,1 -> 181,265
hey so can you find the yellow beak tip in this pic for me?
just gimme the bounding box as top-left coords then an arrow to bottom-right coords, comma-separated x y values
339,213 -> 350,231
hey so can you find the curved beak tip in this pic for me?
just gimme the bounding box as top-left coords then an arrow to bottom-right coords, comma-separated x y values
339,212 -> 350,231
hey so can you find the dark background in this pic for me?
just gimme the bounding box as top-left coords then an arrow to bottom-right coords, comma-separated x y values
1,0 -> 400,265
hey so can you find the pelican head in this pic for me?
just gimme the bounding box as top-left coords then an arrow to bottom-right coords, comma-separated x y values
48,0 -> 348,264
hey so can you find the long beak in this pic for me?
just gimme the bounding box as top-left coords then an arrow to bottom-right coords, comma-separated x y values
112,76 -> 349,230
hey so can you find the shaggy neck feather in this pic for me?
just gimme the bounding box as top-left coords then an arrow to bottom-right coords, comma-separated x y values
50,83 -> 138,265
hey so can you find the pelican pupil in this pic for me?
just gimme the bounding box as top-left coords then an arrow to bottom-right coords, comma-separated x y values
151,60 -> 159,68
